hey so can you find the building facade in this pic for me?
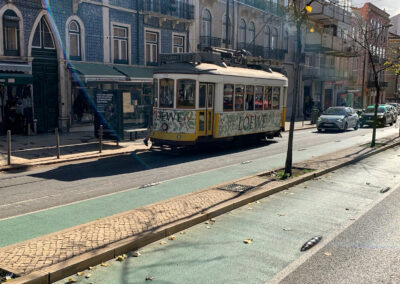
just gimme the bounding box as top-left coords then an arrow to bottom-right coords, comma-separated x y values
352,3 -> 390,107
0,0 -> 195,135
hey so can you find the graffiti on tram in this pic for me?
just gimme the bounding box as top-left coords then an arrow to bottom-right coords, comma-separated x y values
153,109 -> 196,133
217,110 -> 281,138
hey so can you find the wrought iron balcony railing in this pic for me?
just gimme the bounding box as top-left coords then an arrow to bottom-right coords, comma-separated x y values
198,36 -> 222,51
139,0 -> 194,20
238,0 -> 285,17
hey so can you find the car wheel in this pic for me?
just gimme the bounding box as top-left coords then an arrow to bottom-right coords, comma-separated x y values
317,128 -> 322,133
354,122 -> 359,130
381,118 -> 386,127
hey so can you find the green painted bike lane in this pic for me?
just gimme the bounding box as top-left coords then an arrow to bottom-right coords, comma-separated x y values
0,128 -> 397,248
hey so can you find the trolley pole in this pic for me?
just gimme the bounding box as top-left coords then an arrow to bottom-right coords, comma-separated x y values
99,125 -> 103,153
7,130 -> 11,165
55,128 -> 60,159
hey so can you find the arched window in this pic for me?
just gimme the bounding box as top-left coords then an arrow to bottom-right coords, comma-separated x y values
264,26 -> 270,49
283,29 -> 289,51
3,10 -> 20,56
248,22 -> 255,45
239,19 -> 246,48
32,17 -> 55,49
271,27 -> 278,50
68,20 -> 81,60
201,9 -> 212,47
222,14 -> 231,44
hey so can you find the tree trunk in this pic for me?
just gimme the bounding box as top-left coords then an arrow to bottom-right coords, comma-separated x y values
284,20 -> 302,177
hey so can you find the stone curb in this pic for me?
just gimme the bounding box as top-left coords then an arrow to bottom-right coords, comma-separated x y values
0,125 -> 315,172
9,137 -> 399,284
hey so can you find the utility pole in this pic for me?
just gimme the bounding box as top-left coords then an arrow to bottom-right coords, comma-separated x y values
225,0 -> 230,48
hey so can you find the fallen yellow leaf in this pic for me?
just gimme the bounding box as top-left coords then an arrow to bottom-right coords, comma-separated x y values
101,262 -> 109,267
243,239 -> 253,244
76,271 -> 84,276
68,277 -> 77,283
160,240 -> 167,245
169,235 -> 176,240
324,252 -> 332,256
85,273 -> 92,278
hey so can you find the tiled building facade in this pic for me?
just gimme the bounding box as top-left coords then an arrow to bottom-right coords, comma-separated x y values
0,0 -> 195,135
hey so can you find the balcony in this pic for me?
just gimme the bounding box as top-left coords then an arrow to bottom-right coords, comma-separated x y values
367,81 -> 388,88
238,0 -> 285,17
140,0 -> 194,20
247,45 -> 286,61
308,1 -> 351,24
305,32 -> 351,55
198,36 -> 222,51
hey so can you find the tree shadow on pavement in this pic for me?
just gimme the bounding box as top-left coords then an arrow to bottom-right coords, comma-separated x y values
29,140 -> 277,182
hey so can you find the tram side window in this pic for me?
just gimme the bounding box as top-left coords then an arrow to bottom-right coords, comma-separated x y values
234,85 -> 244,111
223,84 -> 234,111
245,85 -> 254,111
159,79 -> 174,108
264,87 -> 272,110
255,86 -> 263,110
153,79 -> 158,107
272,87 -> 280,110
199,84 -> 206,108
177,79 -> 196,109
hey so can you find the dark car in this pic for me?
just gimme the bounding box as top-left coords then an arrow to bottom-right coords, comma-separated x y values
317,107 -> 359,132
360,105 -> 394,127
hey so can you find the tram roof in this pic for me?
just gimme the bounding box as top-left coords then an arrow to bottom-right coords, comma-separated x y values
154,63 -> 287,81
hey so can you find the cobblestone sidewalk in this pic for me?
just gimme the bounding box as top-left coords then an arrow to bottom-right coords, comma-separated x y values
0,134 -> 397,282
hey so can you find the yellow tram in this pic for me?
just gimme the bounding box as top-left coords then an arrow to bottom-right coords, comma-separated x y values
150,59 -> 288,146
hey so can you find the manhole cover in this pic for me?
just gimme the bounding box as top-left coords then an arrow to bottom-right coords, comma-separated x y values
218,183 -> 254,192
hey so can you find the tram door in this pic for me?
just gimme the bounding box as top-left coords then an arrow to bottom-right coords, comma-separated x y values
199,83 -> 215,136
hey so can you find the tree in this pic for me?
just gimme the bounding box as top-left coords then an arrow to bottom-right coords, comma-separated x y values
350,11 -> 398,147
284,0 -> 313,177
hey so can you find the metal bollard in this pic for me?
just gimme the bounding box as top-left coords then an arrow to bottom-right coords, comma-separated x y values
7,130 -> 11,165
99,125 -> 103,153
55,128 -> 60,159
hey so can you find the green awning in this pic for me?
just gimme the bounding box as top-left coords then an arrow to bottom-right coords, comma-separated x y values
113,65 -> 155,82
69,62 -> 126,82
0,73 -> 33,85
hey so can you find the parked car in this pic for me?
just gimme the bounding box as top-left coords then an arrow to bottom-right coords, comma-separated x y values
388,102 -> 400,114
360,105 -> 394,127
317,107 -> 359,132
385,104 -> 398,122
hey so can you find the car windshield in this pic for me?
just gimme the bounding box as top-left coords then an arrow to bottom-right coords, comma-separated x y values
323,108 -> 347,115
366,106 -> 385,113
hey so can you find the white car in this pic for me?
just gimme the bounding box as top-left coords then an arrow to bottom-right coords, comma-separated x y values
317,107 -> 359,132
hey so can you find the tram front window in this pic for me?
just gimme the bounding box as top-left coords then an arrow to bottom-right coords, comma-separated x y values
177,79 -> 196,109
159,79 -> 174,108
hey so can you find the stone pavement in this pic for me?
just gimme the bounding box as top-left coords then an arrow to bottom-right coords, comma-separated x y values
0,133 -> 397,283
0,121 -> 314,171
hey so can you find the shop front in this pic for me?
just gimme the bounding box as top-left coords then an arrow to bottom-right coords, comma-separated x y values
0,64 -> 34,135
69,63 -> 154,140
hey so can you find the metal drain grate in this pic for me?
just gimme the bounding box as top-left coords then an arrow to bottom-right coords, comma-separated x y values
218,183 -> 254,193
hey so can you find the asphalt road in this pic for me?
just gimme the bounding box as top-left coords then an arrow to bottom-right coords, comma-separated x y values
0,127 -> 397,221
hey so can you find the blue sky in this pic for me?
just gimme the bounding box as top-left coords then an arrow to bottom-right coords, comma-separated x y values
352,0 -> 400,17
